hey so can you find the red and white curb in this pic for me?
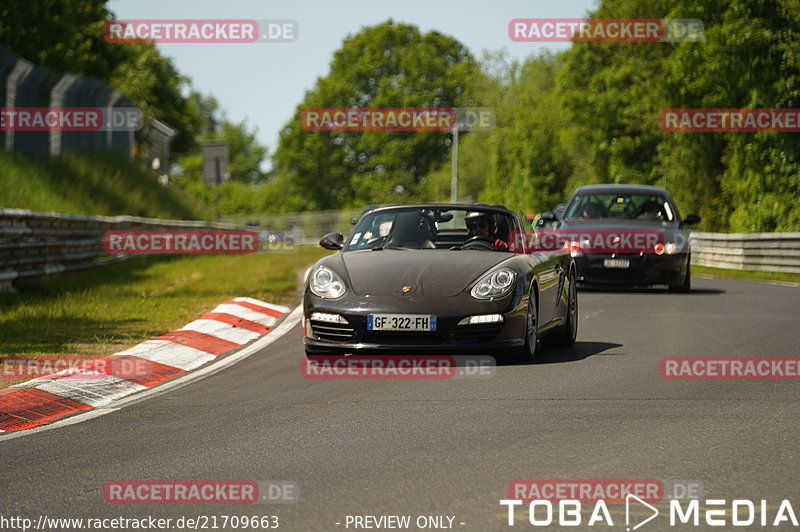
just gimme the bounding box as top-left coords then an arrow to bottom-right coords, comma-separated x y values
0,297 -> 290,432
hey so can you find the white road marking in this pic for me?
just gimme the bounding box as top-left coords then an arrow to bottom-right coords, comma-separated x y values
0,306 -> 302,442
27,377 -> 147,407
208,303 -> 279,325
178,319 -> 259,344
233,297 -> 291,313
120,340 -> 216,371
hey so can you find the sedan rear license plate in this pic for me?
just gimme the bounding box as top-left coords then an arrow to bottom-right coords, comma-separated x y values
603,259 -> 630,268
367,314 -> 437,331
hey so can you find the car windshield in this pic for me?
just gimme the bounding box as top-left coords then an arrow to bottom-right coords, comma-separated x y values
565,192 -> 675,221
344,207 -> 517,251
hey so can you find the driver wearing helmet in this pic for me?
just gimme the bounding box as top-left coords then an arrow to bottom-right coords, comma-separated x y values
465,211 -> 516,251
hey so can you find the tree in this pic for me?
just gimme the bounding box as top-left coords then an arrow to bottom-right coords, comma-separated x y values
271,20 -> 479,210
171,91 -> 270,216
0,0 -> 119,79
0,0 -> 205,156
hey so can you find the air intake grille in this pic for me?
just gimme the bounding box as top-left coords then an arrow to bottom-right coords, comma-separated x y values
310,320 -> 355,342
451,323 -> 503,343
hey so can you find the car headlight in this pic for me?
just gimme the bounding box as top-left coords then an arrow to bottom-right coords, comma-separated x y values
309,266 -> 346,299
471,268 -> 516,300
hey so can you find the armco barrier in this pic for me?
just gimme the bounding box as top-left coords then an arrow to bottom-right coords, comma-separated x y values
225,209 -> 361,246
0,208 -> 239,290
3,208 -> 797,290
690,231 -> 800,274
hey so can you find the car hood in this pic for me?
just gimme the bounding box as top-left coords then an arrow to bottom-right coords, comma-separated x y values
338,249 -> 510,297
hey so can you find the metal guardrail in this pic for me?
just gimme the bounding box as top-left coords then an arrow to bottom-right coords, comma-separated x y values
3,208 -> 797,291
225,210 -> 361,246
0,208 -> 238,290
690,231 -> 800,274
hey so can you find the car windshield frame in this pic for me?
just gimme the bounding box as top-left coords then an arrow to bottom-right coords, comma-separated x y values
343,206 -> 520,252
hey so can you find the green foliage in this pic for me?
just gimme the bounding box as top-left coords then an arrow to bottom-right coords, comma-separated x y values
3,1 -> 797,230
0,0 -> 118,79
171,92 -> 271,216
461,0 -> 799,230
271,20 -> 479,210
0,150 -> 209,219
109,44 -> 203,154
0,0 -> 204,156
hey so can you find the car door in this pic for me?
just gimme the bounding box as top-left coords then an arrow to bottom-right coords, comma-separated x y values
515,213 -> 561,326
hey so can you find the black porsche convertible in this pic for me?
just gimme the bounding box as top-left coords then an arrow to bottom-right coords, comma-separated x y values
302,204 -> 577,361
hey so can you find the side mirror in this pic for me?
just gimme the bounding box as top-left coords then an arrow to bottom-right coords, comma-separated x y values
683,214 -> 701,225
537,211 -> 558,228
350,217 -> 359,225
319,232 -> 344,250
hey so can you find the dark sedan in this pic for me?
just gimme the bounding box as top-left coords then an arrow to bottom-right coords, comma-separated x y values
537,185 -> 701,291
302,204 -> 577,361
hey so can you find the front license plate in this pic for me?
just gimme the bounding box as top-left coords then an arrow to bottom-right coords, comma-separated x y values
367,314 -> 437,331
603,259 -> 630,268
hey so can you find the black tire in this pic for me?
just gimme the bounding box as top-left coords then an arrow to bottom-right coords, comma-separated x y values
511,289 -> 539,362
669,260 -> 691,293
542,269 -> 578,347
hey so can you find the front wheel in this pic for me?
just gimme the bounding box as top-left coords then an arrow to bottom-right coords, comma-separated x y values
511,290 -> 539,362
542,269 -> 578,347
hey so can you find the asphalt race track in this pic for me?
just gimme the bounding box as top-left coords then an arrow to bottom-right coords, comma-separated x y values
2,277 -> 799,531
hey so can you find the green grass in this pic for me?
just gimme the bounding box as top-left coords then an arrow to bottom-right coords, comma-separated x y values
0,150 -> 209,219
693,265 -> 800,284
0,248 -> 330,387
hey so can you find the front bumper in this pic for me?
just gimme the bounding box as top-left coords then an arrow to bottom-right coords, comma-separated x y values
574,252 -> 688,286
303,293 -> 526,354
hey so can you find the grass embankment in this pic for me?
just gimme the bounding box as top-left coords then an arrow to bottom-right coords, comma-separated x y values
0,248 -> 330,388
0,150 -> 209,219
693,265 -> 800,284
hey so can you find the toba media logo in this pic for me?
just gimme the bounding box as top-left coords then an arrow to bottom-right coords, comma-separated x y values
501,480 -> 798,529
